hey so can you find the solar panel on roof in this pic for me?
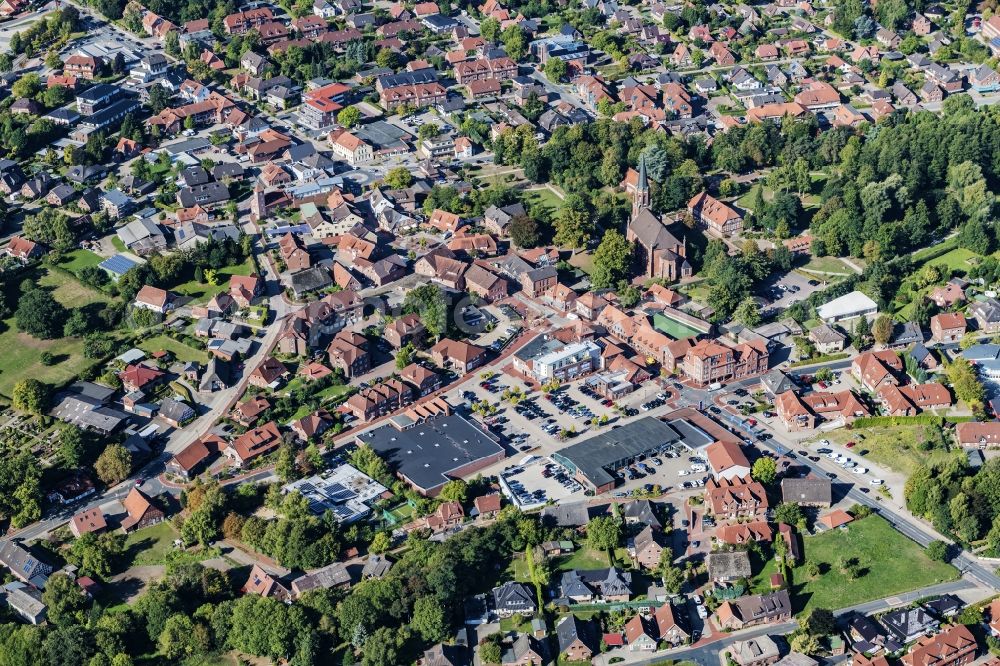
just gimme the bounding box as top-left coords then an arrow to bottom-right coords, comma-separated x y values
99,254 -> 139,275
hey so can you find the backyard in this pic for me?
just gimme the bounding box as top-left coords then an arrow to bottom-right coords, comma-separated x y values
138,334 -> 209,364
172,260 -> 254,304
781,516 -> 957,612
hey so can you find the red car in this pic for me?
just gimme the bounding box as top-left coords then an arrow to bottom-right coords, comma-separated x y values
846,441 -> 856,448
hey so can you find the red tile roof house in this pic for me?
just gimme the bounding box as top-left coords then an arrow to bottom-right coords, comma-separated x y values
230,274 -> 264,307
120,487 -> 165,533
5,235 -> 45,262
624,614 -> 659,651
120,364 -> 166,393
133,285 -> 173,314
166,434 -> 226,479
327,330 -> 371,379
688,191 -> 742,236
425,500 -> 464,530
70,507 -> 107,537
716,521 -> 774,545
852,350 -> 904,392
876,383 -> 952,417
224,421 -> 282,466
233,396 -> 271,427
929,282 -> 965,309
248,356 -> 289,389
705,476 -> 769,520
776,389 -> 870,431
384,314 -> 426,349
706,440 -> 752,480
401,363 -> 442,396
430,338 -> 487,374
901,624 -> 976,666
291,409 -> 336,441
242,564 -> 291,602
474,493 -> 502,519
956,421 -> 1000,448
930,313 -> 966,343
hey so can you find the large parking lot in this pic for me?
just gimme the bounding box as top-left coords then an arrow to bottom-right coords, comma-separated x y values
499,457 -> 585,509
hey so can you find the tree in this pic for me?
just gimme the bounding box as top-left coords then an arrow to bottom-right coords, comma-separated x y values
543,56 -> 567,82
369,532 -> 391,554
12,378 -> 50,415
411,596 -> 448,642
803,608 -> 837,636
70,532 -> 124,580
11,73 -> 42,100
94,444 -> 132,485
773,502 -> 804,527
751,457 -> 777,485
59,426 -> 85,467
926,540 -> 949,561
660,562 -> 685,594
501,25 -> 526,60
275,444 -> 298,483
338,106 -> 361,128
384,167 -> 413,190
480,16 -> 500,42
946,358 -> 986,412
403,284 -> 448,341
439,479 -> 469,503
395,342 -> 416,370
872,314 -> 894,346
159,614 -> 209,660
734,297 -> 762,328
587,515 -> 622,551
590,230 -> 633,289
553,207 -> 595,249
509,214 -> 540,249
64,309 -> 90,338
42,570 -> 88,625
790,632 -> 822,655
15,289 -> 68,339
417,123 -> 441,141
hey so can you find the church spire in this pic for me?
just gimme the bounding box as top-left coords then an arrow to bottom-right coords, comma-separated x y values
632,153 -> 650,218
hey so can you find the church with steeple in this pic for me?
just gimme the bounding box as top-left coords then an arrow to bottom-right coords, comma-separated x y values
622,155 -> 691,282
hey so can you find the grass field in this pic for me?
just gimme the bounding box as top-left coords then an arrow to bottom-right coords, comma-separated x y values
784,516 -> 957,611
39,269 -> 114,307
111,236 -> 127,252
567,252 -> 595,275
138,335 -> 208,364
523,186 -> 565,221
56,249 -> 105,275
123,522 -> 181,566
800,255 -> 854,276
824,424 -> 956,476
0,269 -> 113,398
923,248 -> 982,274
172,261 -> 254,304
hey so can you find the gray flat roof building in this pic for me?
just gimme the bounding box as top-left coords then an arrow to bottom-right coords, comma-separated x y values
553,415 -> 716,492
357,413 -> 505,495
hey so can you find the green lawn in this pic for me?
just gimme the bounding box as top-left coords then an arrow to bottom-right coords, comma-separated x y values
800,255 -> 853,276
824,425 -> 955,476
111,236 -> 127,252
522,186 -> 565,221
553,546 -> 611,572
923,248 -> 982,275
567,252 -> 595,275
138,335 -> 208,364
57,249 -> 105,275
786,516 -> 958,612
123,522 -> 181,566
39,271 -> 113,308
171,261 -> 254,304
0,269 -> 115,398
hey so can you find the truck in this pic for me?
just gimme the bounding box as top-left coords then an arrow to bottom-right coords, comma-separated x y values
708,382 -> 722,392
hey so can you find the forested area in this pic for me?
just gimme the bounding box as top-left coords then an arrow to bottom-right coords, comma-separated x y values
0,508 -> 549,666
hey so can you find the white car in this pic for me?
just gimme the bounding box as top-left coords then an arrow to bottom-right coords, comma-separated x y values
826,452 -> 838,459
854,467 -> 869,475
818,439 -> 830,446
870,478 -> 884,486
678,470 -> 689,476
697,605 -> 709,619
